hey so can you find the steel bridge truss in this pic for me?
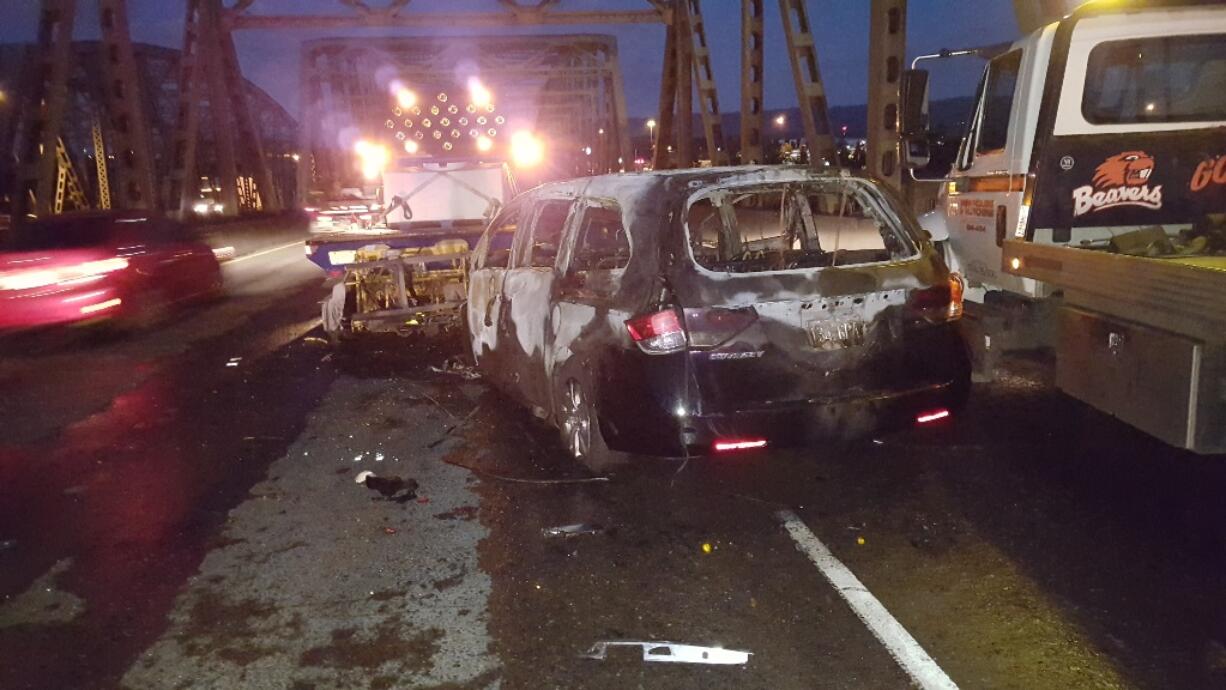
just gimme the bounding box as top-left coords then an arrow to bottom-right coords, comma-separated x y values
13,0 -> 960,218
298,33 -> 633,193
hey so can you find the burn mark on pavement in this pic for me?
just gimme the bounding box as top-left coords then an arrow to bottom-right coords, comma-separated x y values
297,618 -> 443,673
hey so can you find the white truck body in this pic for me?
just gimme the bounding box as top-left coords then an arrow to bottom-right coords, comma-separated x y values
916,1 -> 1226,453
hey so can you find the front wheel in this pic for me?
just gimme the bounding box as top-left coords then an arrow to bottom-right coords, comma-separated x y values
557,377 -> 626,474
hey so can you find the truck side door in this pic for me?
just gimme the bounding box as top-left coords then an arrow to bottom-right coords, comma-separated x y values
946,49 -> 1030,294
496,197 -> 576,411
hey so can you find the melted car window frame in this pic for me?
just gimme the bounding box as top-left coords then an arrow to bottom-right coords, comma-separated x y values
682,177 -> 918,276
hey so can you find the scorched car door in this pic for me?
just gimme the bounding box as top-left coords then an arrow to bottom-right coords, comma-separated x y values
469,202 -> 521,377
497,198 -> 574,411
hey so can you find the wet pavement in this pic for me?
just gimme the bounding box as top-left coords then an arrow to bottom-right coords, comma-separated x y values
3,257 -> 1226,689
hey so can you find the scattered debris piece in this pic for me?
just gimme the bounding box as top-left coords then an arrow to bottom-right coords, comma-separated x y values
302,336 -> 330,347
354,470 -> 419,504
321,353 -> 334,363
434,506 -> 479,521
429,356 -> 482,380
416,496 -> 430,504
581,641 -> 751,666
225,357 -> 242,368
374,452 -> 385,462
701,542 -> 713,554
382,527 -> 398,535
429,405 -> 483,448
242,436 -> 284,442
0,539 -> 16,552
856,536 -> 866,545
442,456 -> 611,485
542,523 -> 603,538
872,439 -> 885,446
419,392 -> 459,420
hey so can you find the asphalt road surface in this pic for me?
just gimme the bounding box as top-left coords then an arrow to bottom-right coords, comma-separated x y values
2,241 -> 1226,689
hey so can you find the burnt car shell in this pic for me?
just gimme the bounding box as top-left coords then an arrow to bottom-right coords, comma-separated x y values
469,166 -> 969,461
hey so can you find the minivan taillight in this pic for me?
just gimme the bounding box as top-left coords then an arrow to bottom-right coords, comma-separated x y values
683,307 -> 758,349
625,308 -> 686,354
907,275 -> 963,324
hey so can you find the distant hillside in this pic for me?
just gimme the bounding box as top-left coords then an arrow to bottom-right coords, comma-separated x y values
629,96 -> 975,142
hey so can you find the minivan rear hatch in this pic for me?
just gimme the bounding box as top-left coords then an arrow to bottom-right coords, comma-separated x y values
672,175 -> 960,414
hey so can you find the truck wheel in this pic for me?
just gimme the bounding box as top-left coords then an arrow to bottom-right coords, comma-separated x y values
558,377 -> 626,474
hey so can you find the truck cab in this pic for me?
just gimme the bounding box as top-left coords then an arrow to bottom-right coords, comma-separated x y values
917,0 -> 1225,298
903,0 -> 1226,454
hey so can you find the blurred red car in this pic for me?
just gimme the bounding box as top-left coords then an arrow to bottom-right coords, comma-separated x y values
0,212 -> 222,331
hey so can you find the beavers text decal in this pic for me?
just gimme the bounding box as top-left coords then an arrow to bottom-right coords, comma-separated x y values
1071,151 -> 1163,217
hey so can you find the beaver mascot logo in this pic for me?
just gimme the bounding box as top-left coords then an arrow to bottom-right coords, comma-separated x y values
1073,151 -> 1163,217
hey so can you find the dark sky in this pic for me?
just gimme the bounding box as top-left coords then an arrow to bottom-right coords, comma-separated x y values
0,0 -> 1020,118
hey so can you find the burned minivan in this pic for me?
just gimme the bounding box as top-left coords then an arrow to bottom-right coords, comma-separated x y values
467,167 -> 970,470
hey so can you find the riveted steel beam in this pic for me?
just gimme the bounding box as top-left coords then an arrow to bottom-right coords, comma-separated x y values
97,0 -> 157,209
13,0 -> 78,219
867,0 -> 906,190
169,0 -> 205,216
226,9 -> 663,30
685,0 -> 725,165
778,0 -> 835,165
739,0 -> 764,163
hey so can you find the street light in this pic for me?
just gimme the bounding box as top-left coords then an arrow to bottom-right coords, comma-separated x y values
774,114 -> 786,127
646,118 -> 657,159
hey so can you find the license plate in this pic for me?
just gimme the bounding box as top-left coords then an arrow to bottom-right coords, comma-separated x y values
806,318 -> 868,350
328,250 -> 356,265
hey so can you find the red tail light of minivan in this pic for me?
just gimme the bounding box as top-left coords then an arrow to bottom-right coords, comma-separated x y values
907,275 -> 963,324
625,308 -> 687,354
683,307 -> 758,349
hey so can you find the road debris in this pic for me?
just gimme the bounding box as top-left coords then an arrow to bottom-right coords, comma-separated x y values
541,523 -> 603,538
581,641 -> 751,666
302,336 -> 330,347
429,357 -> 481,380
354,470 -> 419,503
429,405 -> 483,448
442,456 -> 611,485
225,357 -> 242,368
382,526 -> 398,535
701,542 -> 714,554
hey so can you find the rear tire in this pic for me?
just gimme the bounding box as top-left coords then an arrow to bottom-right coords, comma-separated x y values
557,377 -> 626,474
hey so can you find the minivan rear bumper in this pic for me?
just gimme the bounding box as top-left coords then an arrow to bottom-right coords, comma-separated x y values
603,375 -> 966,457
680,379 -> 963,454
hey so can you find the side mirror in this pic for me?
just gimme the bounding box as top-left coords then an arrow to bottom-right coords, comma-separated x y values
899,69 -> 930,137
899,69 -> 932,171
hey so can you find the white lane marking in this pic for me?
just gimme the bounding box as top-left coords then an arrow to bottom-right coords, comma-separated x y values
225,240 -> 305,264
777,509 -> 959,690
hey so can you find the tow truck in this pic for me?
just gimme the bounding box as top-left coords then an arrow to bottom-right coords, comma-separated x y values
306,157 -> 516,337
902,0 -> 1225,453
